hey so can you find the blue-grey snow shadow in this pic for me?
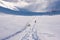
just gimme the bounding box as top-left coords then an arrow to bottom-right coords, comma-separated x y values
0,6 -> 60,16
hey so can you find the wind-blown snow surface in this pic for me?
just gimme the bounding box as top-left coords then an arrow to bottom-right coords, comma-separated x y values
0,13 -> 60,40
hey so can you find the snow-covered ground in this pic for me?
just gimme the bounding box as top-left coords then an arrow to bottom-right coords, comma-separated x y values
0,13 -> 60,40
0,0 -> 60,40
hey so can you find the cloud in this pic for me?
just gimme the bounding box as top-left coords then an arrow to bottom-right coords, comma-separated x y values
0,0 -> 30,11
0,0 -> 60,12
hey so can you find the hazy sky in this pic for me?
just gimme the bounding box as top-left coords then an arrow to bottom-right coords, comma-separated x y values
0,0 -> 60,12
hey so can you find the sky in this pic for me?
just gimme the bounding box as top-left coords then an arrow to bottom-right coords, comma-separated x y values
0,0 -> 60,12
